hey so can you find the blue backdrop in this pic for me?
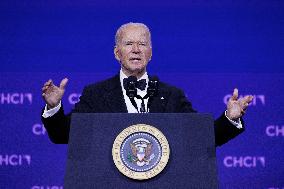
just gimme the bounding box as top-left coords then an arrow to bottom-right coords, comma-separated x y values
1,0 -> 284,188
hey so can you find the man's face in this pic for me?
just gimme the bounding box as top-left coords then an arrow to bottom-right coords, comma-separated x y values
114,25 -> 152,76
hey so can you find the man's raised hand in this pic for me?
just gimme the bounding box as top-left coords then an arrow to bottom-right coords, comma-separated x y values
42,78 -> 68,109
226,88 -> 253,120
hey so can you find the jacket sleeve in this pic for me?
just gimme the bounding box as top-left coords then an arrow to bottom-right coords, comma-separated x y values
174,88 -> 245,146
41,106 -> 70,144
41,86 -> 94,144
214,113 -> 245,146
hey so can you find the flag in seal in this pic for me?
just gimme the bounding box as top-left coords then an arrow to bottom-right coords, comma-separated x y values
112,124 -> 170,180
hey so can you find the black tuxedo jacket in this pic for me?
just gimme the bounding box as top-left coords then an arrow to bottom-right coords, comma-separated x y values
42,74 -> 244,145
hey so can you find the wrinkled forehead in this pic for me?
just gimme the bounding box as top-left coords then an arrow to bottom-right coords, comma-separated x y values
119,26 -> 151,42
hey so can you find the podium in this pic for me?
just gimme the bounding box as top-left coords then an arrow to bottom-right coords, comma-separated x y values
64,113 -> 218,189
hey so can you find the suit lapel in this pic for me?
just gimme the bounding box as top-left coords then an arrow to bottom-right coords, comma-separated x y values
148,87 -> 169,113
102,74 -> 170,113
103,74 -> 128,113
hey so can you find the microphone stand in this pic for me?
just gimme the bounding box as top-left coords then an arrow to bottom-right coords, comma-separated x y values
125,76 -> 159,113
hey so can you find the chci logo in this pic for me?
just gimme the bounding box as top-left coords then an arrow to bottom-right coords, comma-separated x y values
112,124 -> 170,180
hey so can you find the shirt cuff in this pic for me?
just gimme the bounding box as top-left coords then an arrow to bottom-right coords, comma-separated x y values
225,110 -> 243,129
42,101 -> 61,118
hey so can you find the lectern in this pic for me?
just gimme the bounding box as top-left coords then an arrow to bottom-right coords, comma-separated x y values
64,113 -> 218,189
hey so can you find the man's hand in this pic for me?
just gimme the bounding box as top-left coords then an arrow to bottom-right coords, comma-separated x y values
226,88 -> 253,120
42,78 -> 68,109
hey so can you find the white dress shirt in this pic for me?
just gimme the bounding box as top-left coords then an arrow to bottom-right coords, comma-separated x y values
119,70 -> 149,113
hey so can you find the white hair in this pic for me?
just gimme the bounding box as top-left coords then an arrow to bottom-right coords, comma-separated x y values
115,22 -> 152,47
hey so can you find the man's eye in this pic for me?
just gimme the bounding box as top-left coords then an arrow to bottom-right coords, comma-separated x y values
125,42 -> 133,45
139,43 -> 146,46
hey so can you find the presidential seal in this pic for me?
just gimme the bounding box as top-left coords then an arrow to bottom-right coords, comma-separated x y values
112,124 -> 170,180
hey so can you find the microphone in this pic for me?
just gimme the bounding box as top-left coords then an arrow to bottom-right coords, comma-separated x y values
124,75 -> 160,113
124,76 -> 140,112
147,76 -> 159,98
145,76 -> 159,112
125,76 -> 137,99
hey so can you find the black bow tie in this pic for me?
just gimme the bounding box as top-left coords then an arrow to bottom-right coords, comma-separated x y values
123,78 -> 147,91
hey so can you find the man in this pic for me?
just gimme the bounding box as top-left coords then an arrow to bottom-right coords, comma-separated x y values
41,22 -> 253,145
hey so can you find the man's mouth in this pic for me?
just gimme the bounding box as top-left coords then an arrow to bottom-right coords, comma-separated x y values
130,57 -> 141,60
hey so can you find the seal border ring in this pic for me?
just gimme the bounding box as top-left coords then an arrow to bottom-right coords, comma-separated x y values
112,124 -> 170,180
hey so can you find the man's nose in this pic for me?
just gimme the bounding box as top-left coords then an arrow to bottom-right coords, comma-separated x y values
132,43 -> 141,53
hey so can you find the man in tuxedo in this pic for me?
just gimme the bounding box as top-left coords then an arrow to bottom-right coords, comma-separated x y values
41,22 -> 253,145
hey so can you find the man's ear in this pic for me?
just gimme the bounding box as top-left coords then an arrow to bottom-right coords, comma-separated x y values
148,48 -> 152,62
114,46 -> 120,62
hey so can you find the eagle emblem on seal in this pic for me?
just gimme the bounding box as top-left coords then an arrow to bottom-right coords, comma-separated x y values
127,138 -> 155,167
